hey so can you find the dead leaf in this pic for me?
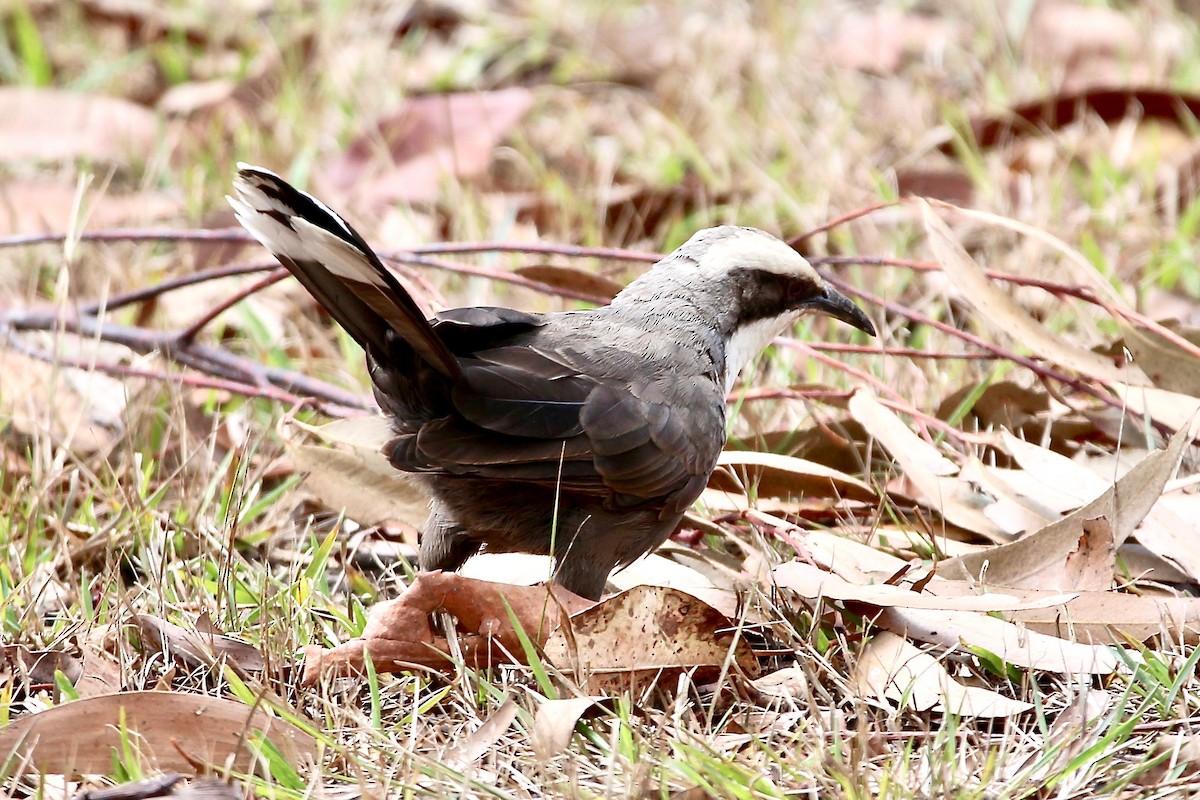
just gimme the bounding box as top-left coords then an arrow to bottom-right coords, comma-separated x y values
1006,691 -> 1112,781
827,10 -> 952,74
1123,323 -> 1200,397
77,642 -> 123,698
302,572 -> 593,683
607,553 -> 743,620
0,690 -> 316,774
1134,493 -> 1200,583
849,389 -> 1009,541
1001,588 -> 1200,645
876,606 -> 1119,674
286,416 -> 429,527
1063,517 -> 1116,591
135,615 -> 265,673
531,697 -> 612,760
0,178 -> 181,235
543,584 -> 759,694
1024,3 -> 1139,91
1,645 -> 83,694
939,88 -> 1200,156
923,202 -> 1147,387
1000,432 -> 1108,512
942,427 -> 1188,588
443,698 -> 519,771
852,632 -> 1033,717
1134,733 -> 1200,786
895,168 -> 975,206
774,560 -> 1078,612
0,87 -> 161,164
0,350 -> 120,454
513,265 -> 622,302
316,88 -> 534,207
1123,384 -> 1200,435
710,450 -> 878,503
937,382 -> 1052,437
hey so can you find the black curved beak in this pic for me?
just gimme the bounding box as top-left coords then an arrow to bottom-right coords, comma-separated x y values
804,285 -> 876,337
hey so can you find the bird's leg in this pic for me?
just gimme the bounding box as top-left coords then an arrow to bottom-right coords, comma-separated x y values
547,516 -> 614,601
550,552 -> 611,601
418,505 -> 480,573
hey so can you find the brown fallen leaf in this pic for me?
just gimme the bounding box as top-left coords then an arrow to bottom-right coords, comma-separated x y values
285,417 -> 430,528
848,388 -> 1009,541
923,202 -> 1147,387
513,265 -> 623,302
302,572 -> 592,683
0,87 -> 161,164
0,690 -> 316,774
1123,384 -> 1200,436
1122,323 -> 1200,397
0,178 -> 181,235
303,577 -> 755,694
76,642 -> 123,697
941,426 -> 1188,588
710,450 -> 878,503
316,88 -> 535,208
443,698 -> 520,771
1,644 -> 83,695
895,168 -> 975,206
135,614 -> 265,673
999,589 -> 1200,645
938,88 -> 1200,156
1134,733 -> 1200,787
774,560 -> 1078,612
543,584 -> 760,694
852,632 -> 1032,717
997,432 -> 1109,512
826,9 -> 952,75
0,350 -> 121,455
1005,691 -> 1112,782
1135,494 -> 1200,583
875,606 -> 1119,674
749,666 -> 810,705
1063,517 -> 1116,591
531,697 -> 613,760
1024,2 -> 1139,91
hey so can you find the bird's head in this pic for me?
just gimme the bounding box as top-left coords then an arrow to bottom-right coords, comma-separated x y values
618,226 -> 876,392
681,226 -> 875,337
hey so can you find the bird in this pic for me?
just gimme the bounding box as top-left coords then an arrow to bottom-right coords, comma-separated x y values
229,164 -> 876,600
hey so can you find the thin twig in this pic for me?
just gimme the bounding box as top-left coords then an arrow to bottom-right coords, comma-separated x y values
176,267 -> 289,343
821,274 -> 1128,413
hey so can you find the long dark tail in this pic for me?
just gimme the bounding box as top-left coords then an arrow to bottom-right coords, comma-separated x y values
228,164 -> 461,381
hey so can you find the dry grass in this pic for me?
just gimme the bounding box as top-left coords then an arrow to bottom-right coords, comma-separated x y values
4,1 -> 1200,798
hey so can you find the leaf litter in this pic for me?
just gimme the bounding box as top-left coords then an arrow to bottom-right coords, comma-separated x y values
12,2 -> 1200,795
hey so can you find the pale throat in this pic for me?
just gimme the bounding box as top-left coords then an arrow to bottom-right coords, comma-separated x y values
722,314 -> 797,394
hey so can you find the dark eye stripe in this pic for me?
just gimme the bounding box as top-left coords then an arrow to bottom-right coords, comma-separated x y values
731,268 -> 821,325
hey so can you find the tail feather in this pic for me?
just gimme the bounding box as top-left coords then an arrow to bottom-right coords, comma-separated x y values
228,164 -> 461,380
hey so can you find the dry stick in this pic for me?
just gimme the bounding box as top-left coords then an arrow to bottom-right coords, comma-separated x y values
0,217 -> 1158,415
2,331 -> 347,413
0,227 -> 663,265
3,309 -> 372,413
176,267 -> 289,343
788,200 -> 901,247
822,274 -> 1128,414
777,337 -> 974,445
81,260 -> 278,316
19,225 -> 1184,354
806,342 -> 998,359
814,254 -> 1200,363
